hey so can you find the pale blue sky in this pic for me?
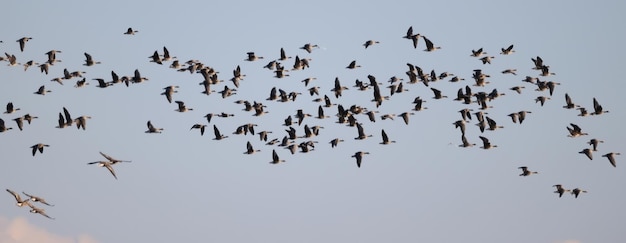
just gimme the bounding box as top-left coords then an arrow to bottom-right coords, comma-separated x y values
1,1 -> 625,243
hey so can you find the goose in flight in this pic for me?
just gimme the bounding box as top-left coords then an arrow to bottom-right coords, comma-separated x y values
6,189 -> 31,207
300,43 -> 319,53
553,184 -> 570,198
363,40 -> 380,49
579,148 -> 593,160
28,204 -> 55,220
352,151 -> 370,168
124,27 -> 138,35
175,101 -> 193,112
479,136 -> 497,149
22,192 -> 54,206
270,149 -> 285,164
470,48 -> 486,57
571,188 -> 587,198
16,37 -> 32,52
330,138 -> 344,148
161,85 -> 179,103
0,118 -> 13,132
4,102 -> 20,114
500,44 -> 515,55
518,166 -> 538,176
83,52 -> 101,66
145,120 -> 163,133
87,161 -> 118,180
212,125 -> 228,140
190,124 -> 207,136
99,151 -> 131,164
74,116 -> 92,130
567,123 -> 588,137
380,129 -> 395,145
563,93 -> 579,109
346,60 -> 361,69
602,152 -> 621,167
244,141 -> 261,154
244,52 -> 263,61
591,98 -> 609,115
34,85 -> 52,95
422,36 -> 441,52
30,143 -> 49,156
588,138 -> 604,151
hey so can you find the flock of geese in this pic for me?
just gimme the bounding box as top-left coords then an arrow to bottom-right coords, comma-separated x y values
2,26 -> 618,219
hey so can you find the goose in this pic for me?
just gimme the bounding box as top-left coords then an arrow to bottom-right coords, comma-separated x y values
230,65 -> 245,87
22,192 -> 54,206
479,136 -> 497,149
270,149 -> 286,164
591,98 -> 609,115
0,118 -> 13,132
510,86 -> 525,94
190,124 -> 207,136
422,36 -> 441,51
567,123 -> 588,137
331,77 -> 349,98
587,138 -> 604,151
124,27 -> 138,35
500,44 -> 515,55
459,135 -> 475,148
508,113 -> 519,124
149,50 -> 163,64
501,69 -> 517,75
470,48 -> 486,57
380,129 -> 396,145
49,77 -> 65,85
577,107 -> 589,117
45,50 -> 62,64
92,78 -> 110,88
602,152 -> 621,167
553,184 -> 570,198
175,101 -> 193,112
535,96 -> 550,106
23,60 -> 39,71
532,56 -> 544,70
454,120 -> 466,135
517,111 -> 531,124
346,60 -> 361,69
162,46 -> 175,61
13,117 -> 24,131
30,143 -> 49,156
301,77 -> 316,87
24,114 -> 38,124
6,189 -> 31,207
131,69 -> 148,83
354,123 -> 372,140
430,88 -> 447,99
398,112 -> 414,125
62,107 -> 73,127
258,131 -> 272,142
363,40 -> 379,49
479,56 -> 495,64
278,47 -> 291,61
5,53 -> 19,66
412,97 -> 427,111
316,105 -> 329,119
145,120 -> 163,133
28,204 -> 55,219
563,93 -> 579,109
244,141 -> 261,154
485,116 -> 503,130
352,151 -> 370,168
518,166 -> 538,176
87,161 -> 118,180
295,109 -> 312,125
32,85 -> 51,95
99,151 -> 131,165
83,52 -> 101,66
329,138 -> 344,148
16,37 -> 32,52
74,116 -> 92,130
540,65 -> 555,76
381,114 -> 395,121
579,148 -> 593,160
244,52 -> 263,61
39,63 -> 50,74
4,102 -> 20,114
571,188 -> 587,198
212,125 -> 228,140
170,60 -> 184,69
299,43 -> 319,53
161,85 -> 179,103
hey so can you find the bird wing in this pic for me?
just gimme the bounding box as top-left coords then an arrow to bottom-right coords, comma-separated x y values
6,189 -> 21,201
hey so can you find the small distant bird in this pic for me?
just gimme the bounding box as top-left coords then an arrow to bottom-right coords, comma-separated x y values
87,161 -> 118,180
124,27 -> 138,35
591,97 -> 609,115
190,124 -> 207,136
346,60 -> 361,69
479,136 -> 497,149
83,52 -> 101,66
300,43 -> 319,53
212,125 -> 228,140
244,52 -> 263,61
352,151 -> 370,168
553,184 -> 570,198
422,36 -> 441,52
500,44 -> 515,55
0,118 -> 13,132
22,192 -> 54,206
363,40 -> 380,49
579,148 -> 593,160
570,188 -> 587,198
270,149 -> 285,164
175,101 -> 193,112
602,152 -> 621,167
244,141 -> 261,154
145,120 -> 163,133
161,85 -> 179,103
380,129 -> 396,145
16,37 -> 32,52
567,123 -> 588,137
587,138 -> 604,151
470,48 -> 486,57
330,138 -> 344,148
518,166 -> 538,176
28,204 -> 54,219
6,189 -> 31,207
30,143 -> 49,156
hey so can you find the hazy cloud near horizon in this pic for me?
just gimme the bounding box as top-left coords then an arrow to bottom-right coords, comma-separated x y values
0,217 -> 98,243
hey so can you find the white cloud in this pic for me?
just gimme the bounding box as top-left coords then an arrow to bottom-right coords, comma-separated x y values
0,216 -> 99,243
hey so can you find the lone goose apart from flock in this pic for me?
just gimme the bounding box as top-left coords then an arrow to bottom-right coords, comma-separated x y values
30,143 -> 49,156
518,166 -> 538,176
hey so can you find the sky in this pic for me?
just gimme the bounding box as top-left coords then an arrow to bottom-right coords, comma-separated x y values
1,1 -> 625,243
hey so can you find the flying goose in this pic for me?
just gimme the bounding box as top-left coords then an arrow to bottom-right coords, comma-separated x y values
479,136 -> 497,149
13,117 -> 24,131
591,98 -> 609,115
190,124 -> 207,136
299,43 -> 319,53
563,93 -> 579,109
380,129 -> 396,145
485,116 -> 503,131
245,52 -> 263,61
83,52 -> 101,66
553,184 -> 570,198
28,204 -> 55,219
0,118 -> 13,132
535,96 -> 550,106
124,27 -> 138,35
346,60 -> 361,69
30,143 -> 49,156
587,138 -> 604,151
352,151 -> 370,168
398,112 -> 414,125
567,123 -> 588,137
500,44 -> 515,55
571,188 -> 587,198
518,166 -> 538,176
458,135 -> 475,148
4,102 -> 20,114
579,148 -> 593,160
161,85 -> 179,103
99,151 -> 131,165
145,120 -> 163,133
363,40 -> 380,49
74,116 -> 91,130
22,192 -> 54,206
175,101 -> 193,112
212,125 -> 228,140
479,56 -> 495,64
16,37 -> 32,52
470,48 -> 486,57
244,141 -> 261,154
270,149 -> 285,164
501,69 -> 517,75
6,189 -> 31,207
33,85 -> 52,95
602,152 -> 621,167
422,36 -> 441,51
87,161 -> 118,180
